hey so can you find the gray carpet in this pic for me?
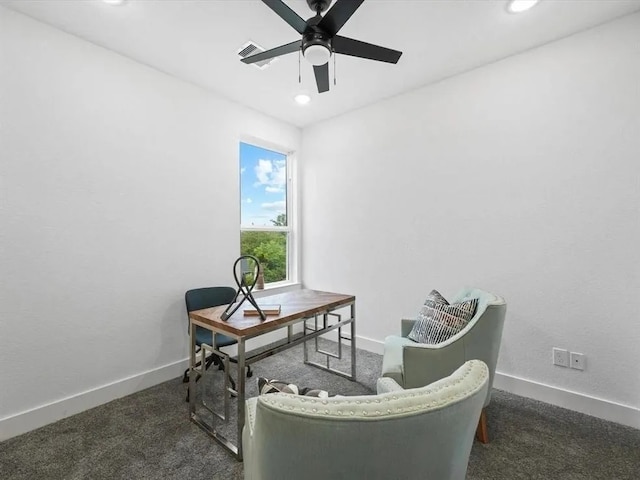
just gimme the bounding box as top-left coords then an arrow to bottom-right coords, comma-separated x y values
1,342 -> 639,480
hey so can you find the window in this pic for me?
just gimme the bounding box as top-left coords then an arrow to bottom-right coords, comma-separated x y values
239,141 -> 294,285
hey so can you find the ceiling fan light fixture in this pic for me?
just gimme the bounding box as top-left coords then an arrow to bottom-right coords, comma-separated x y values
242,0 -> 402,94
102,0 -> 127,5
506,0 -> 540,13
303,44 -> 331,66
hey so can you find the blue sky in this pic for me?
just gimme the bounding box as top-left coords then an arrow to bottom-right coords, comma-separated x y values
240,142 -> 287,227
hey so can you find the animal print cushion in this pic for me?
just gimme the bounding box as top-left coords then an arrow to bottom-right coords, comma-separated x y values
257,377 -> 329,398
408,289 -> 478,344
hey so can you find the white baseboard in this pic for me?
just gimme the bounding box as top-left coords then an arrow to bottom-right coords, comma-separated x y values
353,333 -> 384,355
353,336 -> 639,430
493,372 -> 640,429
4,334 -> 637,442
0,359 -> 188,442
0,325 -> 305,442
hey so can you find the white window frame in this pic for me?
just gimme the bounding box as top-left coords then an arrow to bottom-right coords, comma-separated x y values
239,137 -> 298,288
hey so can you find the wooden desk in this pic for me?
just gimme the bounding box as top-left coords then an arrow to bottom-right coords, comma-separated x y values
188,289 -> 356,460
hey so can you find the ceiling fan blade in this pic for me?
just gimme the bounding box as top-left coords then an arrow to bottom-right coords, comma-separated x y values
313,63 -> 330,93
262,0 -> 308,34
241,40 -> 301,64
333,35 -> 402,64
318,0 -> 364,36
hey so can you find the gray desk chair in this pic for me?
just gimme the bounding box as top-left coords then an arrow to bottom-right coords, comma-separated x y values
182,286 -> 252,401
243,360 -> 489,480
381,287 -> 506,442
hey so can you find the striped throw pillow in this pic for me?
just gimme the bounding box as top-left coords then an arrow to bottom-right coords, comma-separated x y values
408,290 -> 478,344
423,289 -> 449,308
258,378 -> 329,398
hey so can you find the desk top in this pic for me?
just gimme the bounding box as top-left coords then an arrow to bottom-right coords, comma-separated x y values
189,289 -> 355,338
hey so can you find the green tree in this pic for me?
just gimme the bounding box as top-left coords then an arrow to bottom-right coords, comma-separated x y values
253,238 -> 286,282
240,227 -> 287,283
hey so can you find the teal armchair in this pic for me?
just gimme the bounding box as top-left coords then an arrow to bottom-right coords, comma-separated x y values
243,360 -> 489,480
381,288 -> 506,442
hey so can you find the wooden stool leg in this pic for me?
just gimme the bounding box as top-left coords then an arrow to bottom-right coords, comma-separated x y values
476,409 -> 489,443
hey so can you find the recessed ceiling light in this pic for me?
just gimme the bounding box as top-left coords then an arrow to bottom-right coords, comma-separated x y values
294,94 -> 311,106
103,0 -> 127,5
506,0 -> 540,14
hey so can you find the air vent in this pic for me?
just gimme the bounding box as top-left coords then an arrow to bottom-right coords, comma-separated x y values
237,41 -> 278,70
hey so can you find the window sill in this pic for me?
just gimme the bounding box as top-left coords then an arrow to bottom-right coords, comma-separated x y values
252,282 -> 302,298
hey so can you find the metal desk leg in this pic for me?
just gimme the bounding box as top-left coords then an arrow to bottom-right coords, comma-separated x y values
236,339 -> 246,461
188,321 -> 197,417
351,303 -> 356,379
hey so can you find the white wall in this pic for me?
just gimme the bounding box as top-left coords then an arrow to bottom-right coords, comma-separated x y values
301,13 -> 640,425
0,6 -> 300,439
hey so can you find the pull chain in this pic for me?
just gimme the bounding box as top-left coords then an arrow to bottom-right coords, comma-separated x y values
333,50 -> 336,85
298,48 -> 301,83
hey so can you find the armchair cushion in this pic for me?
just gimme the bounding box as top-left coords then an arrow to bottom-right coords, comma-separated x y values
381,335 -> 413,385
375,376 -> 404,394
408,290 -> 478,344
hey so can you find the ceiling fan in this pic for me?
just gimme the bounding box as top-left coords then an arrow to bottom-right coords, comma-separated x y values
241,0 -> 403,94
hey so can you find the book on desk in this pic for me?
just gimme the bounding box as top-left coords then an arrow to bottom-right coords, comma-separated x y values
243,304 -> 281,316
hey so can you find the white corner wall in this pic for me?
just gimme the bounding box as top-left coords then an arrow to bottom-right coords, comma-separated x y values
0,6 -> 300,440
301,13 -> 640,427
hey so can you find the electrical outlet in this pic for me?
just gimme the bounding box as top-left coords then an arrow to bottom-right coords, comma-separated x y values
552,348 -> 570,367
570,352 -> 585,370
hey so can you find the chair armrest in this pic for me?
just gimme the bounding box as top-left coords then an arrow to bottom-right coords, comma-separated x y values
245,397 -> 258,437
401,318 -> 417,337
243,397 -> 259,480
401,339 -> 466,389
376,377 -> 404,394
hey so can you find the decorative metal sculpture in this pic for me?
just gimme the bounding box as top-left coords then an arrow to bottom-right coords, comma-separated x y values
220,255 -> 266,321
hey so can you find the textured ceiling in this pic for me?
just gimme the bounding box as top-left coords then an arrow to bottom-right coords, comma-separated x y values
3,0 -> 639,127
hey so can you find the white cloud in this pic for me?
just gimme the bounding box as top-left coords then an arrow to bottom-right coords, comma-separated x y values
240,167 -> 246,174
254,158 -> 286,189
255,159 -> 272,185
261,201 -> 286,211
246,198 -> 252,204
265,186 -> 283,193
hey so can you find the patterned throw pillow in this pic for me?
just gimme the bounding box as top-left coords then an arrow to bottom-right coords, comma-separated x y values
257,377 -> 329,398
407,289 -> 478,344
423,289 -> 449,308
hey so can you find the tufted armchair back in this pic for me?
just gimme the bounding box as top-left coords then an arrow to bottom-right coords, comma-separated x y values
243,360 -> 488,480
